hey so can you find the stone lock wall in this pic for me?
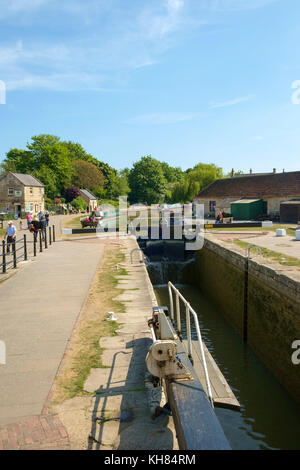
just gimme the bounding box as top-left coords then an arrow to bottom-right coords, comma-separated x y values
183,237 -> 300,404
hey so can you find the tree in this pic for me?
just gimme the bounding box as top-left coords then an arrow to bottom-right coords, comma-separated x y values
34,165 -> 58,198
71,196 -> 86,211
128,156 -> 167,204
171,163 -> 223,203
160,162 -> 183,183
64,186 -> 81,203
2,135 -> 73,196
71,160 -> 105,192
27,135 -> 72,192
3,149 -> 34,173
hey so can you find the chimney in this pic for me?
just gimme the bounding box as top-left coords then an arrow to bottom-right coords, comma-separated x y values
273,168 -> 277,174
231,168 -> 234,177
250,169 -> 253,175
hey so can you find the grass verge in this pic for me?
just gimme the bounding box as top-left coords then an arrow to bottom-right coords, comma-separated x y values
52,241 -> 128,404
208,225 -> 297,237
232,239 -> 300,268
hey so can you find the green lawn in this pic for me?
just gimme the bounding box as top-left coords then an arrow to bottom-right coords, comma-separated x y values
208,225 -> 297,237
232,239 -> 300,268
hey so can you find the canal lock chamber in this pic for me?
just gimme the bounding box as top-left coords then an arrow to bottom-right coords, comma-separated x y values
138,238 -> 300,450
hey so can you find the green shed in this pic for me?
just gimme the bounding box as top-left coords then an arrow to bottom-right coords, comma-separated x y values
230,199 -> 264,221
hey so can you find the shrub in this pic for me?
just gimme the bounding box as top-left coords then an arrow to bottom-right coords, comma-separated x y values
71,196 -> 86,211
64,186 -> 81,203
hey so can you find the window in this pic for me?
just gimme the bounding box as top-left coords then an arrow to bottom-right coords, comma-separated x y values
8,188 -> 14,196
30,187 -> 33,195
209,201 -> 216,212
30,204 -> 33,212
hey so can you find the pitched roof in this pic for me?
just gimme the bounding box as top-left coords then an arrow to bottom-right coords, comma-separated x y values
12,173 -> 44,187
80,189 -> 97,200
196,171 -> 300,199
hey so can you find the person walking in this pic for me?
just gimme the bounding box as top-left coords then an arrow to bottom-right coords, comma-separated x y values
26,212 -> 33,229
45,211 -> 50,227
4,221 -> 17,254
30,217 -> 40,243
40,214 -> 46,240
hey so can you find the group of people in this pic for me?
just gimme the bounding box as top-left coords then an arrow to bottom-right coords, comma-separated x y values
3,211 -> 50,253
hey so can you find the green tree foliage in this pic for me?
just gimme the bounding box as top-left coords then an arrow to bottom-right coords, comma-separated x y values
71,160 -> 105,192
70,196 -> 86,211
160,162 -> 183,183
1,134 -> 224,205
128,156 -> 167,204
3,135 -> 73,196
171,163 -> 223,203
64,186 -> 81,203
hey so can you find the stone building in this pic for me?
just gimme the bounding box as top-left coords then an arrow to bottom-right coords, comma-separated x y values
195,170 -> 300,218
0,172 -> 44,217
79,189 -> 98,212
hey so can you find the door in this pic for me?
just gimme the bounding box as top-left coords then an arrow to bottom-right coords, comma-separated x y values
15,205 -> 22,218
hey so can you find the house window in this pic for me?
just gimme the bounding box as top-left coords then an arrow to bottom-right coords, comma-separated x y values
209,201 -> 216,212
30,187 -> 33,195
8,188 -> 14,196
30,204 -> 34,212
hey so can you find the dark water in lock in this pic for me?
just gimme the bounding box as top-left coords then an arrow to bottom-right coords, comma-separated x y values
155,284 -> 300,450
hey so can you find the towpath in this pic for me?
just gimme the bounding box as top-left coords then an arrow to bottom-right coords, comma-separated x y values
0,237 -> 105,429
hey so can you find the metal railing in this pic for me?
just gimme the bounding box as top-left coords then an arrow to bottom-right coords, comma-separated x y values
168,281 -> 214,407
1,225 -> 56,274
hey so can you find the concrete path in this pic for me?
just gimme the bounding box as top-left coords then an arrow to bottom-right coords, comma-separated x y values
53,236 -> 178,450
241,232 -> 300,260
0,238 -> 105,426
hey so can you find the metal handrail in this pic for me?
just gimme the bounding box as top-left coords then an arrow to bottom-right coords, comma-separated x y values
168,281 -> 214,407
246,244 -> 262,259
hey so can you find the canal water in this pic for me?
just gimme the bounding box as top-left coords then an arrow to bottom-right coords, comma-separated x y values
155,283 -> 300,450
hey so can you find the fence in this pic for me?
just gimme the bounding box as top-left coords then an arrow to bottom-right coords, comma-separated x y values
1,225 -> 56,274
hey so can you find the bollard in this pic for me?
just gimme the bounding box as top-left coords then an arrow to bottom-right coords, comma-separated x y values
24,234 -> 27,261
53,225 -> 55,242
49,226 -> 52,245
33,233 -> 37,257
39,230 -> 43,253
44,228 -> 48,249
2,240 -> 6,274
13,241 -> 17,269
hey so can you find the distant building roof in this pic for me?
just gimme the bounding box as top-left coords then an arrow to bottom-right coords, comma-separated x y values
231,199 -> 261,204
80,189 -> 97,200
12,173 -> 44,187
196,171 -> 300,199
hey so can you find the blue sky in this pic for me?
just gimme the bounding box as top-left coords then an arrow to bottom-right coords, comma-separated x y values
0,0 -> 300,174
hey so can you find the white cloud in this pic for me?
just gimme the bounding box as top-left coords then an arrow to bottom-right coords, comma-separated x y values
210,95 -> 254,108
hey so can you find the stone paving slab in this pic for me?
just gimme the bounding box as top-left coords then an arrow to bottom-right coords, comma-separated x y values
0,239 -> 105,426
